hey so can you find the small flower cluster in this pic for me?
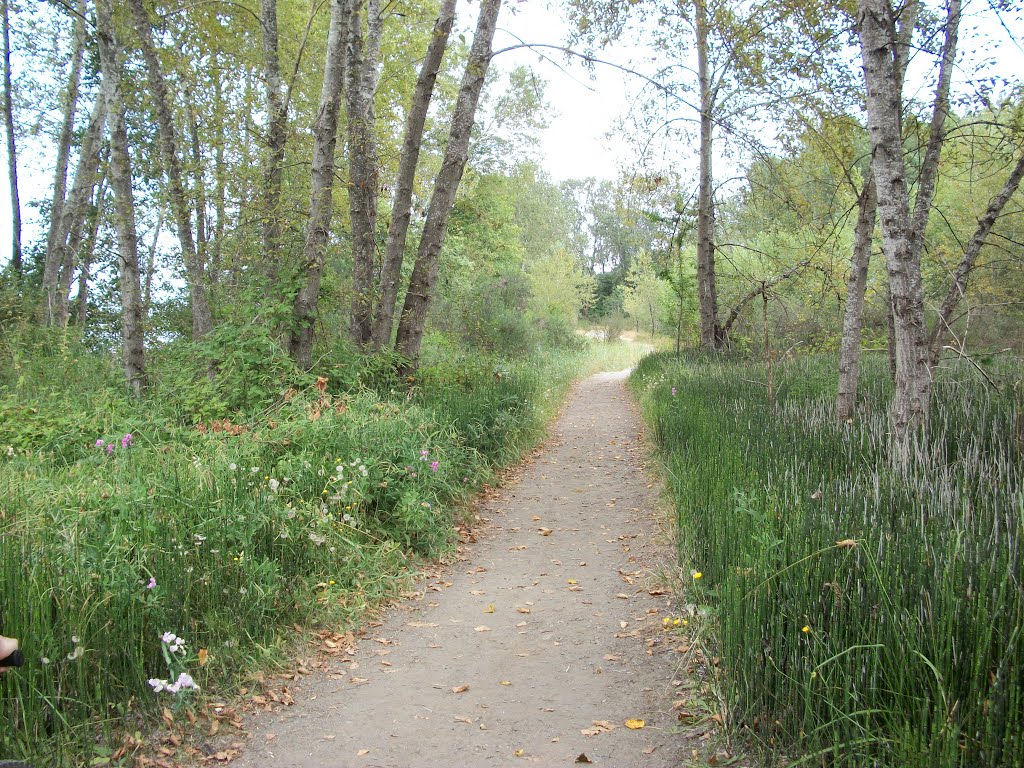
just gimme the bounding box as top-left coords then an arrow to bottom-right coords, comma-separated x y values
161,631 -> 187,654
662,616 -> 689,629
95,433 -> 134,455
148,671 -> 199,694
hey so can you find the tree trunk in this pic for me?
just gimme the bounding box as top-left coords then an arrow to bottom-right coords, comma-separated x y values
856,0 -> 952,432
43,97 -> 107,325
144,201 -> 164,317
56,170 -> 107,327
67,176 -> 106,327
1,0 -> 20,274
347,0 -> 383,349
694,0 -> 720,350
836,173 -> 877,421
211,56 -> 226,283
96,0 -> 145,395
394,0 -> 502,365
834,0 -> 917,415
370,0 -> 457,351
260,0 -> 288,292
927,150 -> 1024,366
128,0 -> 213,339
288,0 -> 353,369
42,0 -> 86,295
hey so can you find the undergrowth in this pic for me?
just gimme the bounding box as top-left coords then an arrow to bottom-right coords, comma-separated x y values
0,330 -> 640,766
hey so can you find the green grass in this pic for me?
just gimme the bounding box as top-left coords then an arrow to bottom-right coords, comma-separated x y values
0,330 -> 629,766
631,351 -> 1023,768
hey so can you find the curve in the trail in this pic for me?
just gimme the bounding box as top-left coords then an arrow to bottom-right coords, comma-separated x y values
231,369 -> 690,767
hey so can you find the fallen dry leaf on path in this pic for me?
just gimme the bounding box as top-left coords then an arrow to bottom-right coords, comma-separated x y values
625,718 -> 645,729
451,684 -> 470,693
474,625 -> 491,632
406,622 -> 439,628
575,754 -> 593,764
483,603 -> 495,613
357,748 -> 370,756
516,606 -> 531,614
454,716 -> 473,724
539,527 -> 553,536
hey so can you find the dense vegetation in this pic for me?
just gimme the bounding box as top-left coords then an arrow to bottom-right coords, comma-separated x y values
0,319 -> 643,765
632,351 -> 1023,767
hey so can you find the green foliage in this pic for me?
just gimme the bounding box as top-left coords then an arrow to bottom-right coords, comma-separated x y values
0,327 -> 615,765
633,352 -> 1023,767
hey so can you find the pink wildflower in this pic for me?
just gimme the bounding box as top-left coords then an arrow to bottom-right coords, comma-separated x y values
95,439 -> 105,448
430,460 -> 439,473
146,577 -> 156,589
121,433 -> 134,448
106,444 -> 115,455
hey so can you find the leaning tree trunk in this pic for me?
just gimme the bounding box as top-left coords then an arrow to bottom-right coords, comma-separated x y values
836,174 -> 877,421
288,0 -> 353,369
96,0 -> 145,395
128,0 -> 213,339
694,0 -> 720,350
42,97 -> 106,325
394,0 -> 502,365
2,0 -> 21,274
928,150 -> 1024,366
370,0 -> 457,351
55,169 -> 107,327
41,0 -> 86,303
347,0 -> 383,349
73,178 -> 105,327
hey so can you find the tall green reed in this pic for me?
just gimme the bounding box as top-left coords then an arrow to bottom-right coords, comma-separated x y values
633,351 -> 1022,767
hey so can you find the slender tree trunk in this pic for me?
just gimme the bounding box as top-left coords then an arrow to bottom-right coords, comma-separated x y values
927,150 -> 1024,366
694,0 -> 719,350
371,0 -> 457,350
56,170 -> 107,326
43,97 -> 107,324
347,0 -> 383,348
42,0 -> 86,291
1,0 -> 20,274
96,0 -> 145,395
261,0 -> 288,291
128,0 -> 212,339
288,0 -> 353,368
66,176 -> 106,327
211,58 -> 226,283
144,201 -> 164,317
394,0 -> 502,365
186,97 -> 208,261
836,174 -> 877,421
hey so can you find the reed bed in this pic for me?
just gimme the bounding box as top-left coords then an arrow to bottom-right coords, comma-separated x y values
632,352 -> 1023,767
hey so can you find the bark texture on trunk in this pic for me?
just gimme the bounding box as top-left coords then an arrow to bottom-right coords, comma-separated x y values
836,174 -> 877,421
43,97 -> 107,325
928,150 -> 1024,365
834,0 -> 917,416
66,176 -> 106,327
42,0 -> 86,299
347,0 -> 383,349
2,0 -> 20,273
394,0 -> 502,364
96,0 -> 145,395
694,0 -> 720,350
371,0 -> 457,351
857,0 -> 936,433
261,0 -> 288,290
288,0 -> 352,369
128,0 -> 212,339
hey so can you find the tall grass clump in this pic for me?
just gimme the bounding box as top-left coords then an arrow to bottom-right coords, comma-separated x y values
632,351 -> 1023,767
0,329 -> 613,766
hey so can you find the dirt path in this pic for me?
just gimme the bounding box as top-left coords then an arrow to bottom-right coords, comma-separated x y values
232,369 -> 690,767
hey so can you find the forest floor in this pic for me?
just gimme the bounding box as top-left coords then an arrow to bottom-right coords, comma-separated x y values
224,368 -> 713,768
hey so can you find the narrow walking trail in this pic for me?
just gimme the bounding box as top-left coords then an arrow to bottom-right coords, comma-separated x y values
232,369 -> 690,767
